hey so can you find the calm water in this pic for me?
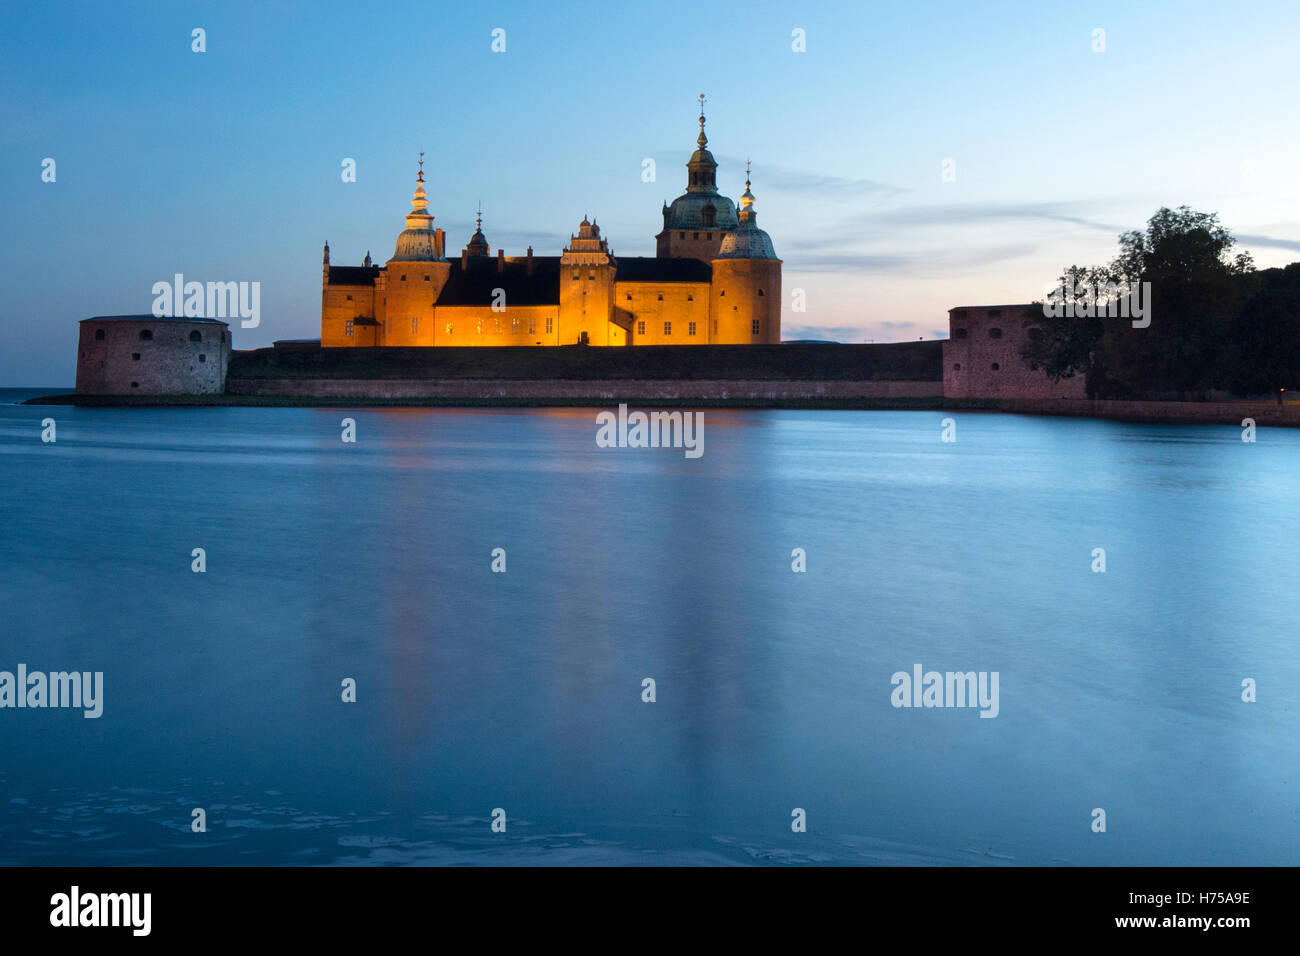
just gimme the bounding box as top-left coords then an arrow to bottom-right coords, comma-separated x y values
1,387 -> 1297,866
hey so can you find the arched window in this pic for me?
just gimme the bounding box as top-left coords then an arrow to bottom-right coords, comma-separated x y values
189,330 -> 202,342
702,204 -> 716,227
94,328 -> 105,340
988,327 -> 1003,339
139,329 -> 153,341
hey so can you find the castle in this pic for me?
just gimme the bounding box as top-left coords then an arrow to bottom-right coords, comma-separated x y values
320,103 -> 781,348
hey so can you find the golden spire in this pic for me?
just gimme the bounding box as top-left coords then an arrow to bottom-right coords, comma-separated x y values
411,152 -> 429,214
697,93 -> 707,148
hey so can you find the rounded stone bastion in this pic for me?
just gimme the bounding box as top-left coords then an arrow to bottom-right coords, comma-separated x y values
75,315 -> 232,395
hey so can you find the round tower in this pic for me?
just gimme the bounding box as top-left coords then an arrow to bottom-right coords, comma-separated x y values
385,154 -> 451,346
655,95 -> 739,262
711,164 -> 781,344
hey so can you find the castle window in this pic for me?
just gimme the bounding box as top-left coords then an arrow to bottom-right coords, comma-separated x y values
625,294 -> 631,300
758,289 -> 765,296
719,290 -> 725,297
424,275 -> 430,281
679,232 -> 685,239
703,204 -> 716,228
130,352 -> 141,361
657,294 -> 663,301
989,328 -> 1003,339
95,329 -> 105,340
546,317 -> 553,334
692,232 -> 699,240
687,295 -> 693,301
572,273 -> 579,280
528,318 -> 536,334
954,328 -> 968,339
139,329 -> 152,341
476,319 -> 483,334
401,275 -> 407,281
688,322 -> 696,336
199,354 -> 206,362
953,363 -> 961,370
588,274 -> 595,280
636,321 -> 645,335
664,321 -> 672,335
706,233 -> 712,240
445,322 -> 453,334
511,317 -> 519,332
346,321 -> 354,337
988,309 -> 1002,318
495,317 -> 501,332
752,319 -> 761,334
221,331 -> 225,343
189,330 -> 202,342
412,317 -> 418,334
991,363 -> 1001,371
131,382 -> 139,388
346,295 -> 353,301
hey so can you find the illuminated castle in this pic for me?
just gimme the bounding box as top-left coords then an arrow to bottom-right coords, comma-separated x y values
321,102 -> 781,347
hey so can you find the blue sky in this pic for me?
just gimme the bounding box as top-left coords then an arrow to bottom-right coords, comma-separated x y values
2,0 -> 1298,384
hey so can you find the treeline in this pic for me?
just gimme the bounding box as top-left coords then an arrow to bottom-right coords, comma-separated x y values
1021,206 -> 1300,399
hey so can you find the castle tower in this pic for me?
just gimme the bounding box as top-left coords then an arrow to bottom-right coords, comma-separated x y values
385,154 -> 451,346
656,95 -> 739,262
711,164 -> 781,344
559,216 -> 620,345
462,203 -> 490,264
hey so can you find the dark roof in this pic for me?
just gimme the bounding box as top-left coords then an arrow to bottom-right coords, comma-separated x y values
436,257 -> 561,307
81,314 -> 229,325
328,265 -> 382,285
614,257 -> 712,283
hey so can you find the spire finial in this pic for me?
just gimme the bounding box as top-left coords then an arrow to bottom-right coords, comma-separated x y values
697,93 -> 707,148
417,150 -> 425,183
745,158 -> 751,188
476,200 -> 482,231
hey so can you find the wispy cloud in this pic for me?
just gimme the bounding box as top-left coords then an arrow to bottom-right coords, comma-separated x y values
783,243 -> 1039,276
1235,233 -> 1300,252
715,156 -> 909,199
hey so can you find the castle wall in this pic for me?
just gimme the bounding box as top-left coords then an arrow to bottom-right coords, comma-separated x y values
617,281 -> 712,344
432,305 -> 558,346
656,229 -> 727,263
382,261 -> 450,346
558,259 -> 617,345
943,305 -> 1087,399
76,318 -> 230,395
322,283 -> 377,347
710,260 -> 781,344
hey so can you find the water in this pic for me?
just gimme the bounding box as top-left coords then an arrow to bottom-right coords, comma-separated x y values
1,388 -> 1297,866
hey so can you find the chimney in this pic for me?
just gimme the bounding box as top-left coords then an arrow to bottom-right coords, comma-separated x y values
497,248 -> 505,274
461,250 -> 469,269
526,246 -> 533,276
434,227 -> 445,259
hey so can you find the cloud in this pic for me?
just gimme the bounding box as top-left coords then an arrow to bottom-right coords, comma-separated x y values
715,156 -> 909,199
1235,233 -> 1300,253
782,243 -> 1039,276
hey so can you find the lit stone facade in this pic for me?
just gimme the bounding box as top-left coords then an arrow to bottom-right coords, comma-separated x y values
75,315 -> 231,395
321,108 -> 781,348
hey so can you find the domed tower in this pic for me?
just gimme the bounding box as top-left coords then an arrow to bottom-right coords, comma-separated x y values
384,154 -> 450,346
463,202 -> 490,261
711,164 -> 781,344
655,95 -> 739,262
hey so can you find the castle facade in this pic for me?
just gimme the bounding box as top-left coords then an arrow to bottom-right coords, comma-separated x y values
320,106 -> 781,348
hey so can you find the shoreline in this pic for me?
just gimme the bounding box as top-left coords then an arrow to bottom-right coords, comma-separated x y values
22,391 -> 1300,427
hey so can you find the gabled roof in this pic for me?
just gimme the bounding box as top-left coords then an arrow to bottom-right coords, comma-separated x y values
614,257 -> 713,283
328,265 -> 382,285
435,257 -> 561,307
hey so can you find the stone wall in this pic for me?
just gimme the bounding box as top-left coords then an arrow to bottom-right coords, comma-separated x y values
944,304 -> 1087,400
226,377 -> 941,401
76,317 -> 231,395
